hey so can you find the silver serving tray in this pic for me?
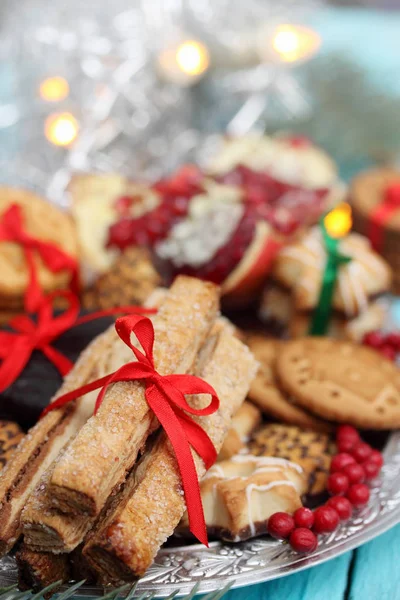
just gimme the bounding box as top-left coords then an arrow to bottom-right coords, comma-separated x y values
1,430 -> 400,597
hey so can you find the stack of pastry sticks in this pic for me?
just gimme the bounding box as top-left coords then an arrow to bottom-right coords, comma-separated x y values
0,276 -> 258,590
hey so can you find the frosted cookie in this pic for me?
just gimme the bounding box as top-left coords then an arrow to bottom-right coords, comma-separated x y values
272,226 -> 391,317
179,454 -> 306,542
247,335 -> 332,432
68,173 -> 159,278
277,337 -> 400,429
249,424 -> 335,496
218,401 -> 262,461
208,134 -> 339,191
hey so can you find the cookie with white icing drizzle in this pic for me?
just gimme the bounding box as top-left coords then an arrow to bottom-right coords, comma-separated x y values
249,423 -> 335,496
178,454 -> 306,542
272,226 -> 391,317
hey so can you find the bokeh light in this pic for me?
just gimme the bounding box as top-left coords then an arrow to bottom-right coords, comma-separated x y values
39,76 -> 70,102
324,203 -> 353,239
45,112 -> 79,146
272,24 -> 321,63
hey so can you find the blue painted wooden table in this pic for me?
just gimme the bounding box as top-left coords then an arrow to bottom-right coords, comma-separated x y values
219,523 -> 400,600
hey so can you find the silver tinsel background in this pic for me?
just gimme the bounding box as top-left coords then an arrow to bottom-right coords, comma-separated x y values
1,0 -> 400,205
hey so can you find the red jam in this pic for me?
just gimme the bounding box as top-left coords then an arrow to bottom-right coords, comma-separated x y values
107,165 -> 203,251
107,163 -> 329,283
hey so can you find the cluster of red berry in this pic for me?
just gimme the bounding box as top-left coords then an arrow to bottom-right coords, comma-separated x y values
267,425 -> 384,554
363,331 -> 400,362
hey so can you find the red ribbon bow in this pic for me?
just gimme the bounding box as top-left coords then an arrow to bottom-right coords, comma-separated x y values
368,182 -> 400,252
42,314 -> 219,546
0,204 -> 79,313
0,290 -> 156,394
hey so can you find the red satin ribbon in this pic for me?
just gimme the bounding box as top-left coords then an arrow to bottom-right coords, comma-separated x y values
0,204 -> 80,312
0,290 -> 156,394
42,314 -> 219,546
368,183 -> 400,251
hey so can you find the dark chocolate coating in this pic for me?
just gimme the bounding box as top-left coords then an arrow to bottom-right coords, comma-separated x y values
0,313 -> 114,430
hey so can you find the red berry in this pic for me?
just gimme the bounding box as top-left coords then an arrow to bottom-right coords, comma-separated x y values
267,512 -> 295,539
368,450 -> 384,468
330,453 -> 356,473
363,331 -> 384,349
342,463 -> 366,484
347,483 -> 370,507
336,425 -> 360,449
327,496 -> 353,521
327,472 -> 350,496
289,528 -> 318,553
351,442 -> 373,464
313,506 -> 340,534
363,460 -> 381,480
338,438 -> 357,453
386,333 -> 400,350
381,345 -> 396,361
293,507 -> 314,529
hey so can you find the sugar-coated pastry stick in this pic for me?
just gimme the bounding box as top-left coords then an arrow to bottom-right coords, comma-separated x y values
21,318 -> 222,554
48,276 -> 220,518
0,288 -> 165,556
16,544 -> 70,593
0,327 -> 114,556
83,326 -> 258,581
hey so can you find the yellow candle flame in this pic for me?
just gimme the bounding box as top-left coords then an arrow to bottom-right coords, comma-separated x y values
272,24 -> 321,63
45,112 -> 79,146
324,203 -> 353,239
175,40 -> 210,77
39,76 -> 70,102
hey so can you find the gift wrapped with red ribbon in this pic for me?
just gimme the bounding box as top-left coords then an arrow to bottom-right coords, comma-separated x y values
351,169 -> 400,293
0,202 -> 79,314
367,183 -> 400,252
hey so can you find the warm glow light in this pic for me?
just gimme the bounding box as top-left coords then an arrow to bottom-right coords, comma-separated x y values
272,24 -> 321,63
157,39 -> 210,86
45,112 -> 79,146
39,76 -> 70,102
175,40 -> 210,77
324,203 -> 353,239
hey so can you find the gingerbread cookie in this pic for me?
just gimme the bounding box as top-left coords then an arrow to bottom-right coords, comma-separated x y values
277,338 -> 400,429
218,401 -> 262,461
247,335 -> 332,432
0,420 -> 24,469
350,168 -> 400,293
249,423 -> 335,496
82,247 -> 161,310
0,187 -> 78,303
179,454 -> 306,542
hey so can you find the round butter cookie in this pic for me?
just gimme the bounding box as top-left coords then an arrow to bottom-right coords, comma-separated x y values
249,423 -> 335,496
277,338 -> 400,429
247,335 -> 332,433
0,187 -> 78,300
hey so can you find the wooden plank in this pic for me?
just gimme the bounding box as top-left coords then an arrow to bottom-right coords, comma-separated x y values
221,551 -> 352,600
347,524 -> 400,600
